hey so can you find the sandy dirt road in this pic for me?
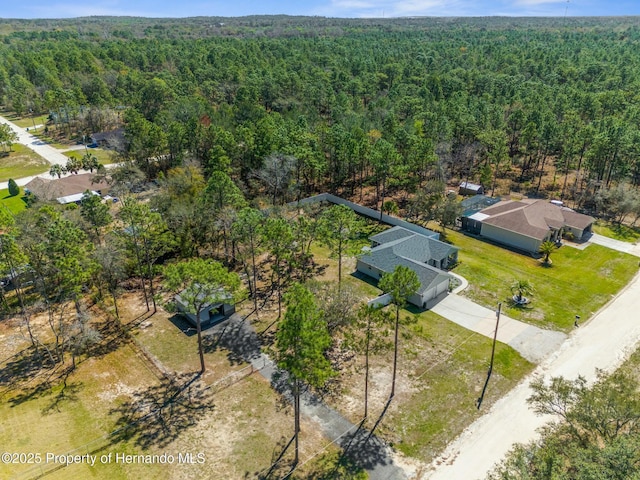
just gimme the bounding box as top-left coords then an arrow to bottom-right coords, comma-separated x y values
425,270 -> 640,480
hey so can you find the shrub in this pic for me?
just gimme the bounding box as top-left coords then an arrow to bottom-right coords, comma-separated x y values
7,178 -> 19,197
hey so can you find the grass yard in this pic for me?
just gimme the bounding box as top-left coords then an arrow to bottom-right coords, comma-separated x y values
0,143 -> 49,182
283,230 -> 535,466
0,187 -> 29,214
63,147 -> 117,165
0,293 -> 353,480
442,228 -> 638,331
11,114 -> 49,130
0,321 -> 167,480
593,220 -> 640,243
333,308 -> 533,464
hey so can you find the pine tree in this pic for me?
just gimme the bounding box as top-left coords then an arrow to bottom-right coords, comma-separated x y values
276,283 -> 334,466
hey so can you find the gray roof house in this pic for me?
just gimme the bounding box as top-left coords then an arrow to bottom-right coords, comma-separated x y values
175,288 -> 235,327
357,226 -> 457,309
463,199 -> 594,254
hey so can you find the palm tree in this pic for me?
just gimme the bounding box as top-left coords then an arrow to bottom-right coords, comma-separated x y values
539,240 -> 557,264
65,156 -> 82,174
81,152 -> 100,172
511,279 -> 533,304
49,164 -> 65,179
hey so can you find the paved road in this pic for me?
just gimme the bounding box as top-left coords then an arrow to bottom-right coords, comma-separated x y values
426,270 -> 640,479
0,114 -> 69,167
204,314 -> 408,479
0,114 -> 118,191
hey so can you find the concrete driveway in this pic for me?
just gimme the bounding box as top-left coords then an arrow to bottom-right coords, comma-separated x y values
588,232 -> 640,257
431,294 -> 567,364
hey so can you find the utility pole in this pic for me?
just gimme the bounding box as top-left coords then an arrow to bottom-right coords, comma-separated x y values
477,302 -> 501,409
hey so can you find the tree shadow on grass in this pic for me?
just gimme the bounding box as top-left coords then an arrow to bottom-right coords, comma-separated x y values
247,434 -> 296,479
0,346 -> 49,390
7,363 -> 78,409
108,373 -> 214,450
202,315 -> 262,366
338,398 -> 395,473
40,365 -> 82,414
85,317 -> 133,359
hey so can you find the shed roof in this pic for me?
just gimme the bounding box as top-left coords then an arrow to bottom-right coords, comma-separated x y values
460,181 -> 483,191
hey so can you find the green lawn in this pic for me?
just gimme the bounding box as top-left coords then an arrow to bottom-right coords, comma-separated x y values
445,229 -> 638,331
374,309 -> 533,461
0,187 -> 29,214
0,144 -> 49,182
11,114 -> 49,130
63,147 -> 117,165
593,221 -> 640,243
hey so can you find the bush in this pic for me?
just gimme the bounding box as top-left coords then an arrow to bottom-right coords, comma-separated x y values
7,178 -> 19,197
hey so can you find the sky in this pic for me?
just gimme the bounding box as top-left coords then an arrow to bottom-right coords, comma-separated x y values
2,0 -> 640,19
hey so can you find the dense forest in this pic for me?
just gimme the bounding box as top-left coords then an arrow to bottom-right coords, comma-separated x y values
3,16 -> 640,214
2,16 -> 640,478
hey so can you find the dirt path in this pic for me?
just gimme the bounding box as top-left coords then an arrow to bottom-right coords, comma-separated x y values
207,314 -> 408,479
425,270 -> 640,480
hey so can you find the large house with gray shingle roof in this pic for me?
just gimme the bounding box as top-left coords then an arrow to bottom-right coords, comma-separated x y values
357,226 -> 457,309
463,199 -> 594,254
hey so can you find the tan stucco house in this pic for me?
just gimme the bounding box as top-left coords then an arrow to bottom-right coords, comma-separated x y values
24,173 -> 110,205
463,199 -> 594,254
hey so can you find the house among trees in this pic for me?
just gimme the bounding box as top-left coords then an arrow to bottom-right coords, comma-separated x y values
462,199 -> 594,254
357,226 -> 457,309
459,181 -> 484,196
90,128 -> 125,149
24,173 -> 110,205
174,288 -> 236,327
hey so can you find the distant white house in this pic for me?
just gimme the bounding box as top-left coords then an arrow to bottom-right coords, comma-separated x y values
356,226 -> 456,309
